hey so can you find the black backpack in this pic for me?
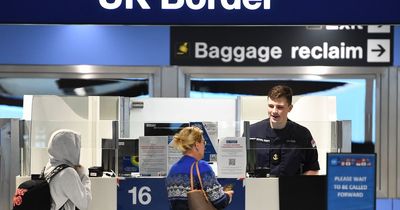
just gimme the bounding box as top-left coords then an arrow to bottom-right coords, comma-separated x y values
12,164 -> 70,210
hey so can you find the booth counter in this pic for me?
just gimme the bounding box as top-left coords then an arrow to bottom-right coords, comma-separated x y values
16,176 -> 327,210
15,176 -> 273,210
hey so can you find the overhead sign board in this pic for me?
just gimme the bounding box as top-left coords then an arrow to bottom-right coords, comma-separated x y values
327,153 -> 376,210
170,26 -> 393,66
0,0 -> 399,24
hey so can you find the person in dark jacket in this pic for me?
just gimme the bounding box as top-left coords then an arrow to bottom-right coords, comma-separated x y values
249,85 -> 320,176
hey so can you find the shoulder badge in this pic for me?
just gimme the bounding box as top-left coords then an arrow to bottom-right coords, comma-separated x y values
311,139 -> 316,148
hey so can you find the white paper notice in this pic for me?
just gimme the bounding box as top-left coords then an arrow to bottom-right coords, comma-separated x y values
217,137 -> 246,178
139,136 -> 168,176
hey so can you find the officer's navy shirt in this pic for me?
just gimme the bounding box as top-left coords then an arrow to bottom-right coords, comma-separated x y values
249,118 -> 320,176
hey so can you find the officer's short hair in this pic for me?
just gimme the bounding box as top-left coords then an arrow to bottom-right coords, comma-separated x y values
268,85 -> 293,105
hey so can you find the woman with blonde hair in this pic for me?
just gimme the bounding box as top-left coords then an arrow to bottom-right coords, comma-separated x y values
166,126 -> 233,210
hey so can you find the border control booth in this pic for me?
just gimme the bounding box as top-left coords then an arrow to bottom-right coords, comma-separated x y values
15,95 -> 352,210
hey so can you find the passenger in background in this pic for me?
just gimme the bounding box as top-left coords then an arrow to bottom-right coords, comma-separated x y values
44,129 -> 92,210
166,126 -> 234,210
249,85 -> 320,176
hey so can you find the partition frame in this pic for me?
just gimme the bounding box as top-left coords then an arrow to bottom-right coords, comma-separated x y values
0,65 -> 162,97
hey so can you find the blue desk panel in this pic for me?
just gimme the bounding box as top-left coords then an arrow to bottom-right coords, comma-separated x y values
117,177 -> 244,210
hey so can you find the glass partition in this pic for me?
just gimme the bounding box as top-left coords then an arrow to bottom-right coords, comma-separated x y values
126,97 -> 345,176
25,96 -> 346,177
190,78 -> 366,144
125,120 -> 343,176
28,95 -> 118,174
26,120 -> 344,178
29,120 -> 114,174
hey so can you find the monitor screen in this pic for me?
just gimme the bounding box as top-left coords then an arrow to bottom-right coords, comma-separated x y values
144,123 -> 188,136
101,138 -> 139,176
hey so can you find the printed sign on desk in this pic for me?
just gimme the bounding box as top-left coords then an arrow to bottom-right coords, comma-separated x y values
218,137 -> 247,178
327,153 -> 376,210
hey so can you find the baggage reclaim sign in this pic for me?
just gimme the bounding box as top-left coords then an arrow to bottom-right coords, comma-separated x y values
171,26 -> 393,66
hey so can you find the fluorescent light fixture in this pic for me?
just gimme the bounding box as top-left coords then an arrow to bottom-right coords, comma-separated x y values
73,87 -> 87,96
76,65 -> 94,74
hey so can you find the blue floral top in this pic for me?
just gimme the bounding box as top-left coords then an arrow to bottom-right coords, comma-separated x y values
166,155 -> 230,210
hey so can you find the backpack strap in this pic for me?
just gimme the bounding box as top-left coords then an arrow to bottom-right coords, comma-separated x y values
45,164 -> 70,182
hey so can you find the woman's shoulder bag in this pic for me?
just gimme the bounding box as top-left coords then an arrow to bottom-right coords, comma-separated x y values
187,161 -> 217,210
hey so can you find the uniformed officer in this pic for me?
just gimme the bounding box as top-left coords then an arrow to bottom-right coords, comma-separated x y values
249,85 -> 320,176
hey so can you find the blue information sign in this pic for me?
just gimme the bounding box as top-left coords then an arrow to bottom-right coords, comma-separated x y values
0,0 -> 399,25
117,177 -> 245,210
189,122 -> 217,162
327,153 -> 376,210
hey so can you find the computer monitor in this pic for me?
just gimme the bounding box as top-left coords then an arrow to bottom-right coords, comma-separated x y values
144,123 -> 188,136
101,138 -> 115,173
101,138 -> 139,176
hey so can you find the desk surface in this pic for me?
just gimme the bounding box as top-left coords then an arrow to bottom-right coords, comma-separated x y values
245,178 -> 279,210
